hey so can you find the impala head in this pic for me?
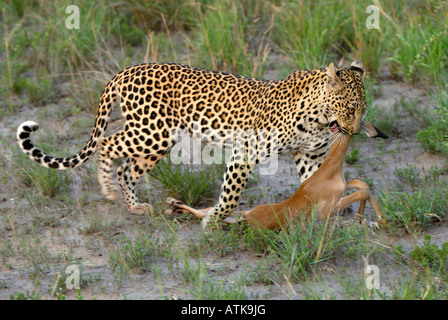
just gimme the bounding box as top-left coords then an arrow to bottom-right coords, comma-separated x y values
326,60 -> 367,136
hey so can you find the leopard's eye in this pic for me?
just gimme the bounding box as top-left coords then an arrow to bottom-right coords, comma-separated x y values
349,107 -> 355,114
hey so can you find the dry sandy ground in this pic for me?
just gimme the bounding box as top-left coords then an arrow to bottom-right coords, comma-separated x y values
0,70 -> 447,300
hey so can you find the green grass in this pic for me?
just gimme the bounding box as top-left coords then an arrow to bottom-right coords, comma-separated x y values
188,0 -> 272,78
417,82 -> 448,155
198,226 -> 241,258
241,254 -> 279,285
410,235 -> 448,280
10,290 -> 42,300
149,154 -> 219,207
8,144 -> 70,198
379,175 -> 448,234
273,1 -> 347,70
190,277 -> 250,300
17,236 -> 64,284
394,164 -> 421,187
264,213 -> 352,281
109,235 -> 161,275
1,0 -> 446,80
389,7 -> 448,83
345,148 -> 361,165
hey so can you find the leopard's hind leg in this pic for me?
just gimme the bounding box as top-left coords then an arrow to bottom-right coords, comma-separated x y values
117,156 -> 163,214
97,131 -> 126,200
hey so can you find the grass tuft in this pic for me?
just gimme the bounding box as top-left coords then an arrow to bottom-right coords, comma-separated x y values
149,154 -> 219,207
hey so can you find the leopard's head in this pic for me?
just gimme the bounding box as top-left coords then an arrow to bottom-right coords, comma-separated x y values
325,60 -> 367,136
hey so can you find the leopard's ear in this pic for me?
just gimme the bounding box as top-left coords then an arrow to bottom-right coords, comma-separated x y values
349,60 -> 366,80
326,63 -> 343,92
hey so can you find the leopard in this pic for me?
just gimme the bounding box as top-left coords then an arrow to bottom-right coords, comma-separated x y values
17,60 -> 368,230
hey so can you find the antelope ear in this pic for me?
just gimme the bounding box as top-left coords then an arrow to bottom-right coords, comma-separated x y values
326,63 -> 343,92
349,60 -> 366,80
363,121 -> 389,139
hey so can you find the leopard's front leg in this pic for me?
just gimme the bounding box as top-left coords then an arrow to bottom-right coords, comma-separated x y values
201,150 -> 254,230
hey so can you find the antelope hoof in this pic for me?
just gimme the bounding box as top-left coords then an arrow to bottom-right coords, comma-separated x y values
369,221 -> 380,229
166,197 -> 185,207
165,197 -> 186,215
355,214 -> 366,225
377,218 -> 388,227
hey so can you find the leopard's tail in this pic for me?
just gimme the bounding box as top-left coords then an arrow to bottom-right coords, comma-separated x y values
16,80 -> 119,170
